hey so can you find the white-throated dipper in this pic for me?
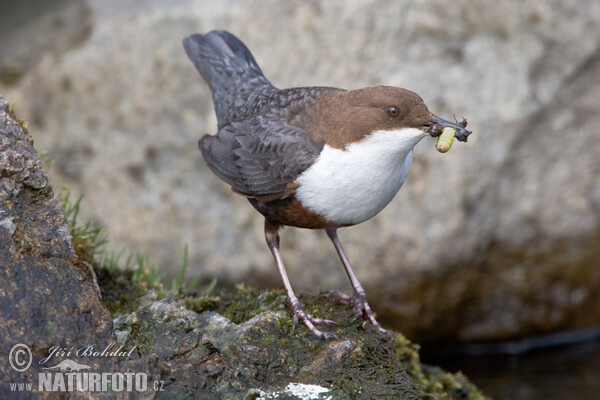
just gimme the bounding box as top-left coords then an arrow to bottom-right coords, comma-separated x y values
183,30 -> 471,339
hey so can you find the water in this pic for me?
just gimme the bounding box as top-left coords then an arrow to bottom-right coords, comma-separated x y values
422,340 -> 600,400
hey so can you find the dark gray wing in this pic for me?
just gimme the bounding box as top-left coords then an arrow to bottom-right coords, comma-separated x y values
199,116 -> 324,201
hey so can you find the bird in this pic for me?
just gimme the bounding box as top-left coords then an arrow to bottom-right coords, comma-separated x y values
182,30 -> 471,339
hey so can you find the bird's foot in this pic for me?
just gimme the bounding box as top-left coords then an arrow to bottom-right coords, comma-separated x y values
327,290 -> 390,335
288,299 -> 338,340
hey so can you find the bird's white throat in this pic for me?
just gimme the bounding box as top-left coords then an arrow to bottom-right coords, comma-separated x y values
296,127 -> 427,225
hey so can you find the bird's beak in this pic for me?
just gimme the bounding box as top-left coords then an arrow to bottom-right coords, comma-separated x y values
427,115 -> 472,142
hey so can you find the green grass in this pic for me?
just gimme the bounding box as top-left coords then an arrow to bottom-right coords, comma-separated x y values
169,244 -> 217,296
58,187 -> 216,296
59,188 -> 108,265
100,248 -> 161,288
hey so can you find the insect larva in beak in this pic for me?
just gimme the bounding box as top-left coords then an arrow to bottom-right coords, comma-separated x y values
435,127 -> 456,153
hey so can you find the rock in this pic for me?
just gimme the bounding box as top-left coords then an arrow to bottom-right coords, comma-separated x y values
4,0 -> 600,342
0,94 -> 111,395
0,99 -> 486,398
113,289 -> 486,399
0,95 -> 164,399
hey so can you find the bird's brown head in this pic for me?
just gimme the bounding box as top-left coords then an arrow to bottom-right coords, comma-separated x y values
311,86 -> 471,149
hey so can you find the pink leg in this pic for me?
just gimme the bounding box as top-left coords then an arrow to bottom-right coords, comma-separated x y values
326,228 -> 389,334
265,220 -> 337,340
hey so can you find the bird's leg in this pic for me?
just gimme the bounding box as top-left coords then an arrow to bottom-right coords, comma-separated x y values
326,228 -> 389,334
264,220 -> 337,340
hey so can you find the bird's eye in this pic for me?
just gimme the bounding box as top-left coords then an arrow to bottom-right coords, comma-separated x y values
386,106 -> 400,117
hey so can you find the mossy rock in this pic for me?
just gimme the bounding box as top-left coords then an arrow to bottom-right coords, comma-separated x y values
110,282 -> 488,400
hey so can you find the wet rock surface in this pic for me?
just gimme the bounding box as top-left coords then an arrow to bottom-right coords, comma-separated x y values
112,288 -> 485,399
0,94 -> 486,398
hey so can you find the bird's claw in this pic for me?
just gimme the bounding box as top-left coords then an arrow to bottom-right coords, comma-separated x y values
327,290 -> 390,335
289,300 -> 338,340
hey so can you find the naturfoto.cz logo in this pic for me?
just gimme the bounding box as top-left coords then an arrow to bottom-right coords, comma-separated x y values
38,368 -> 149,392
8,343 -> 165,394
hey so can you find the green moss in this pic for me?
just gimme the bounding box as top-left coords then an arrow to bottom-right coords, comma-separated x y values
214,288 -> 488,399
394,333 -> 487,400
129,319 -> 158,357
394,333 -> 425,384
95,266 -> 148,314
107,280 -> 488,398
8,103 -> 29,136
218,285 -> 288,324
183,294 -> 221,313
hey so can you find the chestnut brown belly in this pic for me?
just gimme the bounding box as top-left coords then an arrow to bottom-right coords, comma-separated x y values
248,197 -> 347,229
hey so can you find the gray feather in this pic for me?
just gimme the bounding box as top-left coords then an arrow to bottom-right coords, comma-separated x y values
183,31 -> 276,128
200,118 -> 324,199
186,32 -> 333,200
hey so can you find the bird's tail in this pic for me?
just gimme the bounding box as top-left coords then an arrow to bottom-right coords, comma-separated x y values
183,30 -> 275,127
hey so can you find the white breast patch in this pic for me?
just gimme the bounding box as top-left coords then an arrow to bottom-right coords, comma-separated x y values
295,128 -> 427,225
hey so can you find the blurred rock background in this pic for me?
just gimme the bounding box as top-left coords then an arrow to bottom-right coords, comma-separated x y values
2,0 -> 599,344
